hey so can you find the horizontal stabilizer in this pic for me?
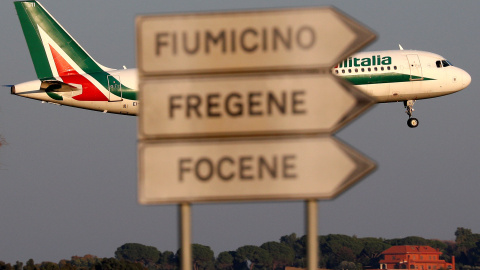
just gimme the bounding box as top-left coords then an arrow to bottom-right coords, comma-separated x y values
41,80 -> 82,92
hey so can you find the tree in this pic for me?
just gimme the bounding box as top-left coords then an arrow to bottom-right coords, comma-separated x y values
176,244 -> 214,270
280,233 -> 307,267
13,261 -> 22,270
93,258 -> 145,270
235,245 -> 272,270
192,244 -> 214,270
260,242 -> 295,270
359,238 -> 391,268
24,259 -> 39,270
158,251 -> 177,270
216,252 -> 234,270
0,261 -> 13,270
115,243 -> 160,266
337,261 -> 357,270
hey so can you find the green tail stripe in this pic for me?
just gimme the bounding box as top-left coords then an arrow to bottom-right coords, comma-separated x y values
343,72 -> 435,85
14,1 -> 105,79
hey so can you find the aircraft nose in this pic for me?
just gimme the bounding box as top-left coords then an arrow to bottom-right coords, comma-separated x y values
462,70 -> 472,88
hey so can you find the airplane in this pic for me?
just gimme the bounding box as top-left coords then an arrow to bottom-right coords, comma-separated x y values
333,47 -> 471,127
10,1 -> 471,128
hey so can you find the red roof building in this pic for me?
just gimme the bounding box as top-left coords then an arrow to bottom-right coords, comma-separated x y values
379,246 -> 455,270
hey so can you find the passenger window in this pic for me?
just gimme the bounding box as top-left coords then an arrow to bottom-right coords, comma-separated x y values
387,66 -> 391,70
394,66 -> 397,70
374,67 -> 378,71
342,69 -> 345,74
361,68 -> 365,72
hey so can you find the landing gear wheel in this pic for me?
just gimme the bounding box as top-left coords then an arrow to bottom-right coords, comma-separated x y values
407,118 -> 419,128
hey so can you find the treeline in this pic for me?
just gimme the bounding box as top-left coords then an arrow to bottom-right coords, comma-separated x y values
3,227 -> 480,270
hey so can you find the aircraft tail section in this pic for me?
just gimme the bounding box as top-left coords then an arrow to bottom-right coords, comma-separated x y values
14,1 -> 111,80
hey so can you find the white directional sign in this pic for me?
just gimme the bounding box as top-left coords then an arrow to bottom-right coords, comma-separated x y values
136,7 -> 375,76
138,136 -> 375,204
139,74 -> 373,139
136,7 -> 376,204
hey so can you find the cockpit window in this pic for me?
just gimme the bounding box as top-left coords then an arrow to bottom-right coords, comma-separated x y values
436,60 -> 454,68
442,60 -> 453,67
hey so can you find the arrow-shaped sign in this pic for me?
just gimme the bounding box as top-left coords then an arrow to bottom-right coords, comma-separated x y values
139,74 -> 374,139
138,136 -> 375,204
136,7 -> 375,76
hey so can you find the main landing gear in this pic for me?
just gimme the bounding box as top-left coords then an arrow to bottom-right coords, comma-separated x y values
404,100 -> 419,128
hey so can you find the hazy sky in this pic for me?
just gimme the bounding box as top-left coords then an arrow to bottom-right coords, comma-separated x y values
1,0 -> 480,264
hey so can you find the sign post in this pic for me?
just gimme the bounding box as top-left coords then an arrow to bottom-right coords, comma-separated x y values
136,6 -> 376,270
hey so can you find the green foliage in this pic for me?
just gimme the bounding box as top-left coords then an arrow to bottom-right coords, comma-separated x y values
0,261 -> 13,270
115,243 -> 160,266
67,255 -> 100,268
235,245 -> 272,270
260,242 -> 295,270
38,262 -> 59,270
93,258 -> 145,270
6,228 -> 480,270
215,252 -> 234,270
192,244 -> 215,270
158,251 -> 177,270
280,234 -> 306,267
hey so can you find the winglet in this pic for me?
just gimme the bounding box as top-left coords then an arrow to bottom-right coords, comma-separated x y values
399,44 -> 404,50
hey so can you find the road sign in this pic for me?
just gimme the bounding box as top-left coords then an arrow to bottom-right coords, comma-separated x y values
139,74 -> 374,139
138,136 -> 375,204
136,7 -> 376,76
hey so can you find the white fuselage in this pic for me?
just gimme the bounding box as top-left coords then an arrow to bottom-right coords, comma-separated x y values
12,50 -> 471,115
333,50 -> 471,102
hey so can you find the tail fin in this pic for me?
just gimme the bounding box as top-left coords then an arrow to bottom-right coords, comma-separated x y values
14,1 -> 111,80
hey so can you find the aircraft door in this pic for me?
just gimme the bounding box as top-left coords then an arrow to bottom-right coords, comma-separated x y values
406,54 -> 423,80
107,75 -> 122,102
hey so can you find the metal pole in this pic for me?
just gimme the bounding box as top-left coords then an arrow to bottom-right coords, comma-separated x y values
179,202 -> 192,270
306,199 -> 318,270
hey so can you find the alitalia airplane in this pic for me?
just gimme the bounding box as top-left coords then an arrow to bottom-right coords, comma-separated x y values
10,1 -> 471,128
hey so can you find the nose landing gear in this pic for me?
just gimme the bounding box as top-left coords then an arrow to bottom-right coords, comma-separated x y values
404,100 -> 419,128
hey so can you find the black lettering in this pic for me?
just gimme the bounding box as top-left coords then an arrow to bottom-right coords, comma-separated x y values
156,32 -> 169,56
262,28 -> 268,51
283,155 -> 297,179
296,26 -> 316,50
248,92 -> 262,116
267,92 -> 286,115
179,158 -> 192,181
218,157 -> 235,181
195,158 -> 214,181
258,156 -> 277,179
206,94 -> 221,117
186,95 -> 202,118
273,27 -> 292,51
231,29 -> 236,53
225,93 -> 243,117
183,31 -> 200,54
169,95 -> 182,118
240,28 -> 258,53
172,32 -> 177,55
292,90 -> 307,115
239,156 -> 253,180
206,30 -> 226,54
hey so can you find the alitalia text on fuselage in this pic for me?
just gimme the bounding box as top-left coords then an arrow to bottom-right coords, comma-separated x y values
336,55 -> 392,68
